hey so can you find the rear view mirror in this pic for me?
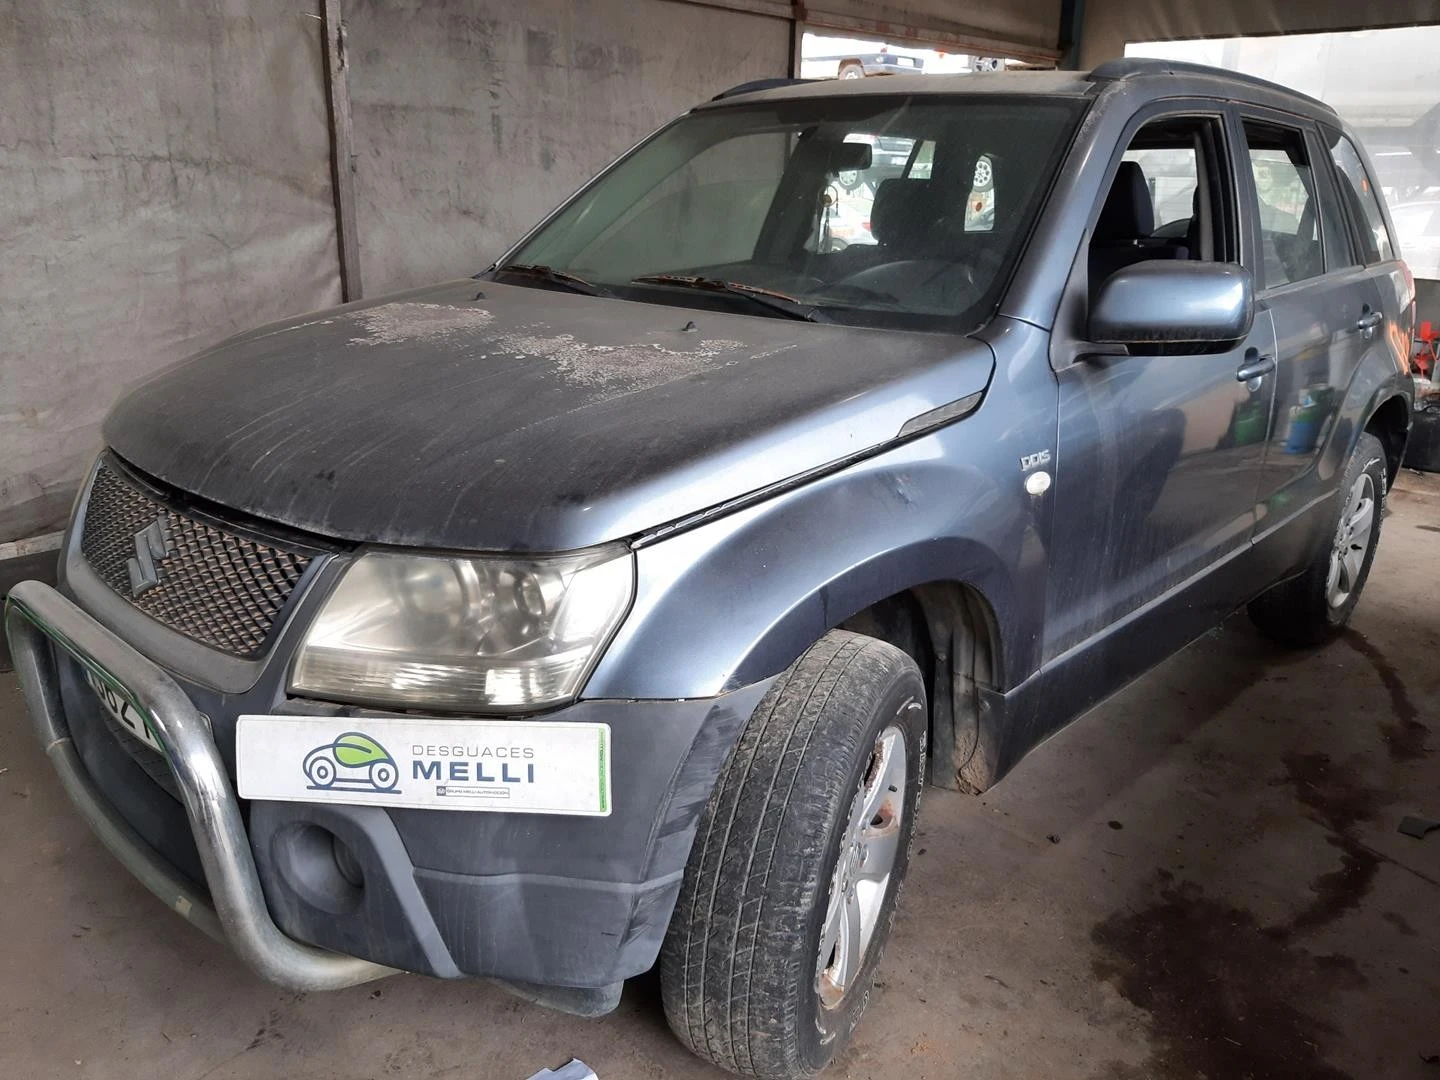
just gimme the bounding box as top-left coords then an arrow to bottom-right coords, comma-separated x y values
829,142 -> 873,174
1089,261 -> 1254,354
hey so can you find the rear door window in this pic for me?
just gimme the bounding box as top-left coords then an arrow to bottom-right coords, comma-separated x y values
1240,121 -> 1323,289
1328,134 -> 1395,264
823,136 -> 998,248
823,133 -> 919,251
1306,127 -> 1359,272
965,153 -> 995,232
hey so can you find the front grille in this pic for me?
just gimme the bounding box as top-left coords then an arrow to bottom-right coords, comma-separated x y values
80,461 -> 313,658
93,690 -> 183,801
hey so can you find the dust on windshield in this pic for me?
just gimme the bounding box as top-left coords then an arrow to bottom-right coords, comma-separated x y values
501,94 -> 1082,328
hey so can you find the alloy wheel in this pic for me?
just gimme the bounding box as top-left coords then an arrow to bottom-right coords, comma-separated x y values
816,723 -> 908,1008
1326,472 -> 1376,608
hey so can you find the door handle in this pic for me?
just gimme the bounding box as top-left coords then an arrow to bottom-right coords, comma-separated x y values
1236,352 -> 1276,384
1356,309 -> 1383,338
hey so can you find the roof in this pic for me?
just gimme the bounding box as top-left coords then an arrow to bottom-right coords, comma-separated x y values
1088,57 -> 1336,116
700,59 -> 1338,122
697,69 -> 1091,109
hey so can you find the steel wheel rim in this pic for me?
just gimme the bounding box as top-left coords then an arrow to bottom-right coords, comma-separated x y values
1326,472 -> 1376,609
816,722 -> 908,1009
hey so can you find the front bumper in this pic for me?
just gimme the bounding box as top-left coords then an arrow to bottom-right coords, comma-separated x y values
6,579 -> 390,990
5,579 -> 769,995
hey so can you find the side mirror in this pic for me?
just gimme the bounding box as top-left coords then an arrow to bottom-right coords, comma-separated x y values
1089,261 -> 1254,354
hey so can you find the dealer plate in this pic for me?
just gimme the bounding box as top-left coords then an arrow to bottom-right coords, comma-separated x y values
86,669 -> 164,753
235,716 -> 612,816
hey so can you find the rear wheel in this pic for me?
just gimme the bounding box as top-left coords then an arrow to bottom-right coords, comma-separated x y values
1248,431 -> 1387,647
305,755 -> 336,788
837,61 -> 864,80
660,630 -> 926,1079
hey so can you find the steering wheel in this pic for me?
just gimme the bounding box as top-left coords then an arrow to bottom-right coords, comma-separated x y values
830,259 -> 978,311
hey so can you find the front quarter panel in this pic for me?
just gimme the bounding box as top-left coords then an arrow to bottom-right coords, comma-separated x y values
584,319 -> 1059,701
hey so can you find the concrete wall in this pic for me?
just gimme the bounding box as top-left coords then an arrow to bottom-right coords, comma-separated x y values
342,0 -> 792,296
0,0 -> 342,542
1080,0 -> 1440,64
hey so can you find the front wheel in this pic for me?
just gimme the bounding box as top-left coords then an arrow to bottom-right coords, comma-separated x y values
369,760 -> 398,792
660,630 -> 926,1079
1248,431 -> 1387,647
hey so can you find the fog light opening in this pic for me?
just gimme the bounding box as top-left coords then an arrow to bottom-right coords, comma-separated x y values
332,833 -> 365,889
272,822 -> 365,915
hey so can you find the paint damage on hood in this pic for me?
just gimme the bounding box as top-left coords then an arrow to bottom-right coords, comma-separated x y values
104,280 -> 994,551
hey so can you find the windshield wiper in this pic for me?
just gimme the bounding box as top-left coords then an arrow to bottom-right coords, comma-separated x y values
630,274 -> 827,322
493,263 -> 610,297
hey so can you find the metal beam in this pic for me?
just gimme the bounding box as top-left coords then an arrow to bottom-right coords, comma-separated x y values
801,9 -> 1062,64
662,0 -> 1063,66
663,0 -> 795,20
1058,0 -> 1086,69
320,0 -> 363,302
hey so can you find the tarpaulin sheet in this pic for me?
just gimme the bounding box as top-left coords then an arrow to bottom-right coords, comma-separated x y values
0,0 -> 340,542
342,0 -> 792,296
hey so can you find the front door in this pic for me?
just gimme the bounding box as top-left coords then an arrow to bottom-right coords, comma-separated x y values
1046,110 -> 1277,659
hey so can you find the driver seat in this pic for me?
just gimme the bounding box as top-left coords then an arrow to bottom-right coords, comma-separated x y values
1089,161 -> 1190,287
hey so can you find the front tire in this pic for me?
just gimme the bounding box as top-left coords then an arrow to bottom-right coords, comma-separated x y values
1248,431 -> 1387,647
369,760 -> 398,792
660,631 -> 926,1079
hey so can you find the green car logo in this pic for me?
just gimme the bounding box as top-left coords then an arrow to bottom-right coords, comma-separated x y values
303,731 -> 400,793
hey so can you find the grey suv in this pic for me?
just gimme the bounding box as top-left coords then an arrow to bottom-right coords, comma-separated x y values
5,59 -> 1413,1078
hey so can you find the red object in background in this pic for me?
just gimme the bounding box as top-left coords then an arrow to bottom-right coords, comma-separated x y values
1416,320 -> 1439,380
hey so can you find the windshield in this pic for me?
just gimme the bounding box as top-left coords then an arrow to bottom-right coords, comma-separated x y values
501,94 -> 1084,329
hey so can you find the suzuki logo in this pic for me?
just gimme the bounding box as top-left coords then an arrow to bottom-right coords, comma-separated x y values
126,518 -> 172,597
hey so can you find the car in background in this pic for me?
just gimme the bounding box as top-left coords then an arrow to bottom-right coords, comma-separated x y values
806,49 -> 925,80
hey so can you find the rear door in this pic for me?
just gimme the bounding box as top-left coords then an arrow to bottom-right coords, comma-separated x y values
1238,111 -> 1388,574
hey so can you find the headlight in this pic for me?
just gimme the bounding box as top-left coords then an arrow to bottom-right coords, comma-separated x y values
290,547 -> 634,711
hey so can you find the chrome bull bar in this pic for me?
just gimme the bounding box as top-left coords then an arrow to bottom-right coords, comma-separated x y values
4,579 -> 394,991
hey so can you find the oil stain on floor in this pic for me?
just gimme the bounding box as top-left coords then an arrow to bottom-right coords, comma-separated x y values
1089,752 -> 1393,1079
1340,629 -> 1432,763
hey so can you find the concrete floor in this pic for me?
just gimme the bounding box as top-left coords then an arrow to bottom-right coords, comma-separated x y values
1,479 -> 1436,1080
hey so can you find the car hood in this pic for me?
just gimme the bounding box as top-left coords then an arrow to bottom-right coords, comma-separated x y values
105,279 -> 995,551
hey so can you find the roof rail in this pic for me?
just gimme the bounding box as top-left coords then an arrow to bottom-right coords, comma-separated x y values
710,77 -> 820,101
1087,57 -> 1335,114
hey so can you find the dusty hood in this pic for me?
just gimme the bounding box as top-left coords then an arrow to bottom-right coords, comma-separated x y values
105,280 -> 994,551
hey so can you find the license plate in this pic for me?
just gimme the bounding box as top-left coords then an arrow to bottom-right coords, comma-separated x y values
87,670 -> 164,753
236,716 -> 612,816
